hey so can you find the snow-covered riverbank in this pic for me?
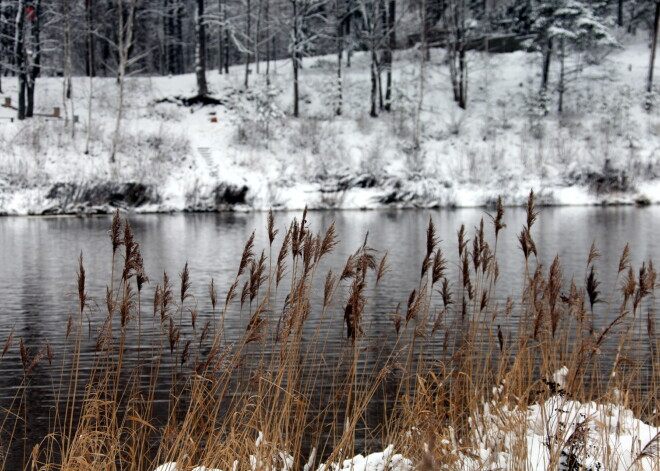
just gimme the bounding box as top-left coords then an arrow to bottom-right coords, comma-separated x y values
152,392 -> 660,471
2,35 -> 660,215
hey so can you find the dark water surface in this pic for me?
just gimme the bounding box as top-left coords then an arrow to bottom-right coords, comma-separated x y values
1,207 -> 659,466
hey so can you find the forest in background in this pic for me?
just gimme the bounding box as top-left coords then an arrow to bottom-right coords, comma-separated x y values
1,0 -> 659,124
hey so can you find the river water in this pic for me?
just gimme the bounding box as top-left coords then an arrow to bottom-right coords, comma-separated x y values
0,207 -> 659,466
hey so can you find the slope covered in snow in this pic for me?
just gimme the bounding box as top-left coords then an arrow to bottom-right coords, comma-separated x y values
1,34 -> 660,214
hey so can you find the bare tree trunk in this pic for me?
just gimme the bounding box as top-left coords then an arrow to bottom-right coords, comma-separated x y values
448,0 -> 467,109
335,0 -> 343,116
458,47 -> 467,109
196,0 -> 209,96
110,0 -> 138,163
85,0 -> 95,154
245,0 -> 252,88
218,0 -> 224,73
558,37 -> 565,113
85,72 -> 94,154
648,0 -> 660,93
0,0 -> 3,94
26,0 -> 41,118
346,19 -> 352,67
255,0 -> 263,74
174,1 -> 184,74
617,0 -> 623,27
370,48 -> 378,117
292,0 -> 300,117
63,0 -> 76,134
15,0 -> 26,120
413,0 -> 426,148
224,2 -> 230,73
384,0 -> 395,111
266,0 -> 271,81
86,0 -> 96,76
541,37 -> 553,92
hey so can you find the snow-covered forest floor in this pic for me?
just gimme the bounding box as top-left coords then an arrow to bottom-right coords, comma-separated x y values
1,33 -> 660,214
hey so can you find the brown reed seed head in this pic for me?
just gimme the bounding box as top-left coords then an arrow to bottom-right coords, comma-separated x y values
340,254 -> 355,281
518,227 -> 537,260
267,209 -> 278,246
120,283 -> 134,328
323,270 -> 336,308
633,262 -> 655,311
77,251 -> 87,314
168,317 -> 180,354
547,255 -> 562,336
586,265 -> 600,312
319,221 -> 339,260
291,219 -> 301,259
406,289 -> 418,323
66,314 -> 73,339
276,226 -> 292,288
161,272 -> 174,321
494,196 -> 506,238
526,190 -> 538,230
300,206 -> 308,242
209,278 -> 217,310
238,231 -> 256,278
618,243 -> 631,273
440,278 -> 452,307
181,340 -> 191,365
1,326 -> 14,359
457,224 -> 467,258
587,240 -> 601,266
189,308 -> 198,330
421,253 -> 432,279
249,251 -> 268,303
199,320 -> 211,346
110,209 -> 123,255
226,279 -> 238,307
180,262 -> 192,304
240,280 -> 250,308
426,217 -> 438,258
377,252 -> 389,284
622,266 -> 636,304
431,250 -> 447,286
121,220 -> 136,280
392,302 -> 402,334
135,251 -> 148,292
472,231 -> 481,272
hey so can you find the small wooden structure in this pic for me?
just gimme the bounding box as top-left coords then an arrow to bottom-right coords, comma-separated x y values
1,97 -> 62,118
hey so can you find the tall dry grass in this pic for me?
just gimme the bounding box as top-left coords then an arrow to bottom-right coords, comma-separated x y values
0,197 -> 658,471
